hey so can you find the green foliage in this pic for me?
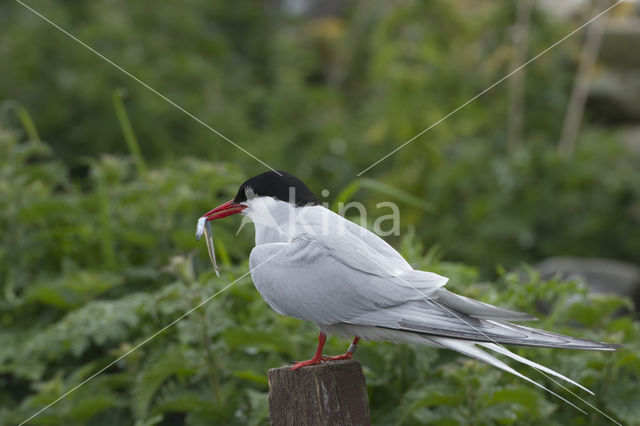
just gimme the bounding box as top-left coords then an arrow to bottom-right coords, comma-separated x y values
2,0 -> 638,270
332,178 -> 434,213
413,134 -> 640,271
1,132 -> 638,425
1,1 -> 640,424
0,1 -> 568,176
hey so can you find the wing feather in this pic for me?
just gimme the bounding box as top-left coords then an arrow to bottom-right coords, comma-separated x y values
348,300 -> 615,350
248,213 -> 614,352
431,337 -> 587,413
248,238 -> 446,324
434,288 -> 537,321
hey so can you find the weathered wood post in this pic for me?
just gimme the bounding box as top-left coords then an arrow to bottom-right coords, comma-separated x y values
268,359 -> 371,426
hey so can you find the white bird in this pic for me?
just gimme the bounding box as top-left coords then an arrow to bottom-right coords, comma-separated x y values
200,170 -> 616,408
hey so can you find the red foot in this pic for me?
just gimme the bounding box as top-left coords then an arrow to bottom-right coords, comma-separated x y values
290,332 -> 327,370
322,352 -> 353,361
289,334 -> 360,370
323,337 -> 359,362
290,358 -> 323,370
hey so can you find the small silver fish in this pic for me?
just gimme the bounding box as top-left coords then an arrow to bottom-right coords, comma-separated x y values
195,216 -> 206,241
203,220 -> 220,277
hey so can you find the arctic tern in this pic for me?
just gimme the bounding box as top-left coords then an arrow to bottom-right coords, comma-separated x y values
199,170 -> 616,405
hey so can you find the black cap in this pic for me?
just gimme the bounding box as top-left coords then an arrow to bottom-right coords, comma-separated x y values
233,170 -> 319,207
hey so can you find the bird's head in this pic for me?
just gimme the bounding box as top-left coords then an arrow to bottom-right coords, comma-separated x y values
201,170 -> 318,223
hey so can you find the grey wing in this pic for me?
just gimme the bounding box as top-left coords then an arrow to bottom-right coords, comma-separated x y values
296,208 -> 413,275
433,288 -> 537,321
249,237 -> 614,351
348,299 -> 615,350
338,212 -> 412,271
248,237 -> 447,324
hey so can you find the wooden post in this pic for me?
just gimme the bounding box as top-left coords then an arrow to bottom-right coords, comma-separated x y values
268,359 -> 371,426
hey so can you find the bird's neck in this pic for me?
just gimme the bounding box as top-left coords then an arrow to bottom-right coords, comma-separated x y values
243,197 -> 325,246
253,223 -> 289,245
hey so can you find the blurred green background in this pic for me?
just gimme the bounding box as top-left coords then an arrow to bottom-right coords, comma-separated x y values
1,0 -> 639,424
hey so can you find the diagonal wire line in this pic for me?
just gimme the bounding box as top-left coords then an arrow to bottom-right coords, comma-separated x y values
357,0 -> 624,176
390,269 -> 622,424
13,0 -> 624,423
423,293 -> 622,424
18,250 -> 282,426
357,246 -> 621,423
14,0 -> 281,176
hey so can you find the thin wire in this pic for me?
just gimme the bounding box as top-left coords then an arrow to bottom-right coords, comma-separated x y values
422,295 -> 620,424
18,281 -> 241,425
357,0 -> 624,176
13,0 -> 624,423
388,269 -> 622,424
19,250 -> 282,425
14,0 -> 281,176
346,230 -> 619,422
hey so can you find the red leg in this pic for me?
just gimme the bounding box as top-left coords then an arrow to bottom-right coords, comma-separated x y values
322,337 -> 360,361
290,332 -> 327,370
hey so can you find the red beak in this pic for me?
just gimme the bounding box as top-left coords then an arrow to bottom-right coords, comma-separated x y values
202,200 -> 247,221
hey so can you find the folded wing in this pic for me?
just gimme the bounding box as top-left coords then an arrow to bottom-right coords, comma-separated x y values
249,227 -> 616,407
248,236 -> 447,324
349,299 -> 615,350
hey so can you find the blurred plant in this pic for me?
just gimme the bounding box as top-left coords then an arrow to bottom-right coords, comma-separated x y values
0,131 -> 638,425
558,0 -> 608,157
412,134 -> 640,272
1,1 -> 639,423
112,89 -> 147,174
0,1 -> 574,179
3,0 -> 635,271
507,0 -> 535,152
332,177 -> 434,212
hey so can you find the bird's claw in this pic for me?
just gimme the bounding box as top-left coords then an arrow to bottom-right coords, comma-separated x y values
290,353 -> 355,370
322,352 -> 353,361
289,358 -> 323,370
